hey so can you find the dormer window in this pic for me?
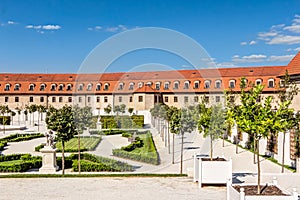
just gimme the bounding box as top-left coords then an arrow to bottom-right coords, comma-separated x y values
229,80 -> 235,88
129,82 -> 134,90
40,84 -> 46,91
66,84 -> 72,91
78,84 -> 83,91
204,80 -> 211,89
29,84 -> 35,91
194,81 -> 199,89
255,79 -> 262,85
146,81 -> 152,86
14,84 -> 20,91
184,81 -> 190,89
118,82 -> 124,90
155,82 -> 161,90
50,84 -> 56,91
104,83 -> 109,91
268,79 -> 275,88
215,80 -> 222,89
58,84 -> 64,91
174,81 -> 179,90
164,82 -> 170,90
4,84 -> 11,91
138,82 -> 143,88
87,83 -> 93,91
96,83 -> 101,91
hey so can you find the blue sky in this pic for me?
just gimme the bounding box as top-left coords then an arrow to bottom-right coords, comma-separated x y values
1,0 -> 300,73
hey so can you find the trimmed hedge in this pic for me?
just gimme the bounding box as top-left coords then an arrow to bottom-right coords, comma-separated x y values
0,133 -> 44,143
98,115 -> 144,129
0,154 -> 42,172
55,136 -> 101,152
0,116 -> 11,125
113,132 -> 159,165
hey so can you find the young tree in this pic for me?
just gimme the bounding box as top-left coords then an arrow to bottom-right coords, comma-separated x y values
198,104 -> 226,160
29,104 -> 37,126
169,106 -> 181,164
0,105 -> 11,134
128,108 -> 134,115
15,107 -> 21,125
235,78 -> 274,194
73,105 -> 93,174
46,106 -> 77,175
10,111 -> 16,125
104,104 -> 112,115
120,104 -> 126,115
113,105 -> 121,116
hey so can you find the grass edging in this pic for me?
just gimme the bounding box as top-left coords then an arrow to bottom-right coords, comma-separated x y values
0,173 -> 187,178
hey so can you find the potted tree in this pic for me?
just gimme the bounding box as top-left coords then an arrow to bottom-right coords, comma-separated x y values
196,103 -> 232,187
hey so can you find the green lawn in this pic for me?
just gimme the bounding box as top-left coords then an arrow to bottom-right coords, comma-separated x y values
0,160 -> 23,166
56,136 -> 101,152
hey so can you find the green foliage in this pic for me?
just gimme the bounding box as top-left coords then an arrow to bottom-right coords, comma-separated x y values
169,106 -> 181,134
34,144 -> 45,152
98,115 -> 144,129
113,132 -> 159,165
0,116 -> 11,125
104,104 -> 112,115
128,108 -> 134,115
0,133 -> 44,143
55,136 -> 101,152
121,137 -> 143,151
0,154 -> 42,172
73,105 -> 93,133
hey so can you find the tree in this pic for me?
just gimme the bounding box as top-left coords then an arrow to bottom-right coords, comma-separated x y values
120,104 -> 126,115
113,105 -> 121,116
46,106 -> 77,175
128,108 -> 134,115
169,106 -> 181,164
272,70 -> 299,173
10,111 -> 16,125
73,105 -> 93,174
0,105 -> 11,134
235,77 -> 274,194
15,107 -> 21,125
104,104 -> 112,115
198,104 -> 226,160
29,104 -> 37,126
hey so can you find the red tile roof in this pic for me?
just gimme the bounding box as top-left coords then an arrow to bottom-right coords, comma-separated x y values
283,52 -> 300,76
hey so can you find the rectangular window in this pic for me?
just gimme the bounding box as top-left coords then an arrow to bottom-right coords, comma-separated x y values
5,97 -> 8,102
194,96 -> 199,102
184,96 -> 188,103
30,96 -> 33,102
174,96 -> 178,103
68,97 -> 72,103
52,97 -> 56,102
164,83 -> 169,90
87,97 -> 91,103
78,97 -> 82,103
216,96 -> 220,103
15,97 -> 19,102
59,97 -> 63,103
40,97 -> 44,103
174,83 -> 179,90
164,96 -> 169,102
104,96 -> 108,103
96,97 -> 100,103
119,96 -> 122,102
129,96 -> 133,102
184,82 -> 189,89
138,96 -> 143,102
204,96 -> 209,103
155,84 -> 160,90
194,82 -> 199,89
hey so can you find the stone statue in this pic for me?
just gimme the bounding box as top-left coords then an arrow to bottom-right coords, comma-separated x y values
46,130 -> 55,148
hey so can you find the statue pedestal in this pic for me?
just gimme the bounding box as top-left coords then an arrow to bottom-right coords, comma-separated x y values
39,146 -> 58,174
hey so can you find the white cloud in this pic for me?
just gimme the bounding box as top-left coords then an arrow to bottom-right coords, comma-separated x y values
249,40 -> 257,45
106,27 -> 119,32
283,24 -> 300,33
286,48 -> 292,52
267,35 -> 300,45
268,55 -> 294,62
293,14 -> 300,24
42,25 -> 61,30
240,41 -> 247,45
295,47 -> 300,51
232,54 -> 267,63
7,20 -> 17,25
26,25 -> 33,29
95,26 -> 102,30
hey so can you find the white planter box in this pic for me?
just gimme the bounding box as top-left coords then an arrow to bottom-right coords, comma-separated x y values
227,179 -> 298,200
194,155 -> 232,187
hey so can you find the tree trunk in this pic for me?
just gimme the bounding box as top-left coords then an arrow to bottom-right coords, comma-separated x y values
253,139 -> 256,164
256,138 -> 261,194
281,132 -> 286,173
62,140 -> 65,175
172,133 -> 175,164
37,112 -> 40,132
78,133 -> 81,174
167,123 -> 170,154
210,135 -> 213,160
180,131 -> 184,174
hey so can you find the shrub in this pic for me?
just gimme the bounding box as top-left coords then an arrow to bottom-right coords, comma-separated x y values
98,115 -> 144,129
35,144 -> 45,152
55,136 -> 101,152
0,133 -> 44,143
0,154 -> 42,172
0,116 -> 11,125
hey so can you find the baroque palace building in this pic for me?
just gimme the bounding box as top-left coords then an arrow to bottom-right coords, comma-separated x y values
2,52 -> 300,113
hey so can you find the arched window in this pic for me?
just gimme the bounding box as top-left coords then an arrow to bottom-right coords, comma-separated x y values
146,81 -> 152,86
204,80 -> 211,89
29,84 -> 35,91
268,78 -> 275,88
129,82 -> 134,90
194,81 -> 200,89
155,82 -> 161,90
78,84 -> 83,91
164,82 -> 170,90
138,82 -> 143,88
50,84 -> 56,91
174,81 -> 180,90
215,80 -> 222,89
229,80 -> 236,88
14,84 -> 20,91
96,83 -> 101,91
118,82 -> 124,90
184,81 -> 190,89
40,84 -> 46,91
255,79 -> 262,85
58,84 -> 64,91
66,84 -> 72,91
87,83 -> 93,91
104,83 -> 109,91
